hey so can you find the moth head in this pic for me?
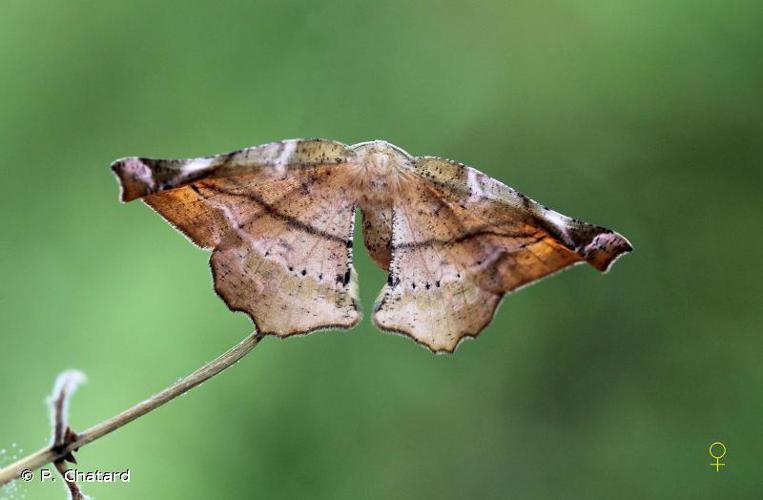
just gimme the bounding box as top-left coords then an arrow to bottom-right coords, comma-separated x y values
352,140 -> 411,178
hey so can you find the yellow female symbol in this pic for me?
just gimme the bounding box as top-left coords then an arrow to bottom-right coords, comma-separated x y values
709,441 -> 726,471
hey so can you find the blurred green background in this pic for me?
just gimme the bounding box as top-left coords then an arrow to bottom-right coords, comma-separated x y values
1,1 -> 761,498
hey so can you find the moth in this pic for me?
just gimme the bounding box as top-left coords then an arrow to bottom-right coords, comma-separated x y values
112,139 -> 631,353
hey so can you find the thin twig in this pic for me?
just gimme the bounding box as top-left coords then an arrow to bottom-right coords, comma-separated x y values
54,461 -> 86,500
48,370 -> 88,499
49,370 -> 86,451
0,331 -> 264,487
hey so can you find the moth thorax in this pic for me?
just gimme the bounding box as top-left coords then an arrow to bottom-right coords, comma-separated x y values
370,151 -> 396,176
352,142 -> 410,201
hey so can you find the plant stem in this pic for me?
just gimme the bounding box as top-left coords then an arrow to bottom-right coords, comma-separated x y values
0,332 -> 264,486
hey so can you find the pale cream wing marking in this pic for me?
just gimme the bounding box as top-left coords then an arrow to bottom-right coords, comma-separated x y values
372,157 -> 632,353
111,139 -> 361,337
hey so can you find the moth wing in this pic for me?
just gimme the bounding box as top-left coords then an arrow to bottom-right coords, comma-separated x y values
112,139 -> 361,336
372,156 -> 631,352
